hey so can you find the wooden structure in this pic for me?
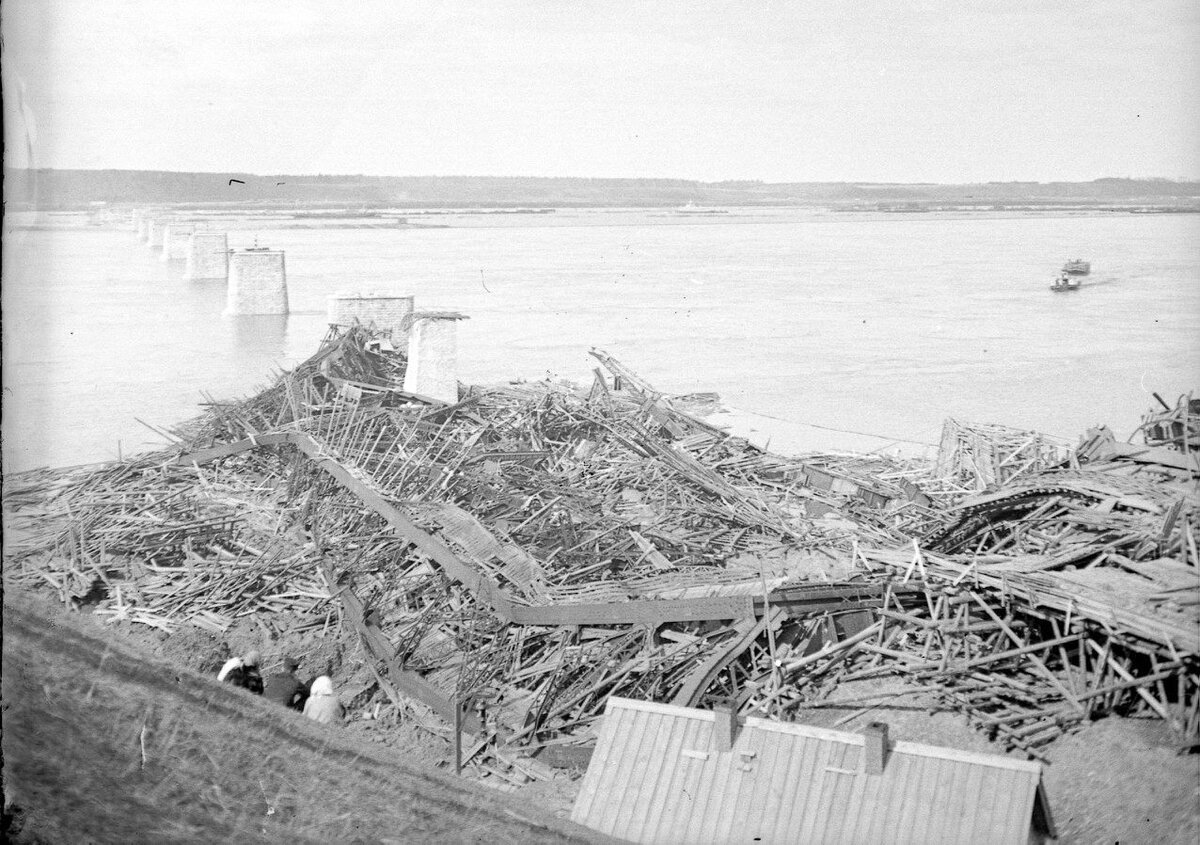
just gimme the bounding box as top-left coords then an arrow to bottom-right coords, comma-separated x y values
571,696 -> 1056,844
935,418 -> 1072,494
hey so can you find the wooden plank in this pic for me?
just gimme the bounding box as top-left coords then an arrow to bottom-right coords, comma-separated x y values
512,595 -> 754,626
758,583 -> 925,617
964,632 -> 1084,669
172,433 -> 291,465
1089,440 -> 1200,473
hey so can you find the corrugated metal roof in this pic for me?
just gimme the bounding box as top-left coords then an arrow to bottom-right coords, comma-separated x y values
571,697 -> 1053,845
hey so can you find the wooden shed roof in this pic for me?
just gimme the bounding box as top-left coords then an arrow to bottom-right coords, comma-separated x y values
571,696 -> 1055,845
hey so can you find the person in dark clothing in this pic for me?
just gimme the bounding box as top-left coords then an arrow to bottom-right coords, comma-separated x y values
221,650 -> 264,695
263,656 -> 309,710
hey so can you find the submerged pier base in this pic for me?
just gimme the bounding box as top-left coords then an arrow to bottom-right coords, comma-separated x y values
146,220 -> 165,248
160,224 -> 195,262
327,292 -> 415,346
224,249 -> 288,315
185,233 -> 229,281
403,312 -> 468,403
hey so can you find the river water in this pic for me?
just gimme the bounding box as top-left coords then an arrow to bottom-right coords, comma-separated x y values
3,209 -> 1198,473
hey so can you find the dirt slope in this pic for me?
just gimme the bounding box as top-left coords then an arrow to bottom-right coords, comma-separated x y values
0,596 -> 609,844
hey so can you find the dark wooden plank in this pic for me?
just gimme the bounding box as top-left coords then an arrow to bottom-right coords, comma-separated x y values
511,594 -> 754,626
172,433 -> 291,465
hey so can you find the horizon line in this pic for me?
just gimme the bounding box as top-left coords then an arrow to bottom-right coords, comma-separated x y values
7,167 -> 1199,187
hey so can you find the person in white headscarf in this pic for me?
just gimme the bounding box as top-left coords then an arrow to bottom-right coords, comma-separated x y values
302,675 -> 344,725
217,650 -> 263,694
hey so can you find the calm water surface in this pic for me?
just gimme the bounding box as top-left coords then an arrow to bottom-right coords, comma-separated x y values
3,209 -> 1198,472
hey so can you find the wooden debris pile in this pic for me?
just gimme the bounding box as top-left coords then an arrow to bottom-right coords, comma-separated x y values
3,324 -> 1196,771
925,469 -> 1194,570
859,406 -> 1199,754
722,411 -> 1199,757
934,417 -> 1074,496
2,326 -> 925,750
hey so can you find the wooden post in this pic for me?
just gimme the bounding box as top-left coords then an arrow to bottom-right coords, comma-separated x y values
454,698 -> 463,776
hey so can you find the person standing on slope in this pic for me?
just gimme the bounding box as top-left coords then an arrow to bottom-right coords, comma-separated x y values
217,649 -> 264,695
302,676 -> 344,725
263,656 -> 308,710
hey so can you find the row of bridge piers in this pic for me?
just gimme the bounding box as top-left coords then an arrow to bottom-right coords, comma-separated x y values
130,209 -> 464,402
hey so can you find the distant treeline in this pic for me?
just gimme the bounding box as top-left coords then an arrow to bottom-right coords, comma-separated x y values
5,169 -> 1199,210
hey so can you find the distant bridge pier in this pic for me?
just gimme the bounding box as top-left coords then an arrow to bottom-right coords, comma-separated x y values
146,219 -> 165,248
160,224 -> 195,262
185,233 -> 229,281
327,292 -> 415,346
224,248 -> 288,315
403,312 -> 468,404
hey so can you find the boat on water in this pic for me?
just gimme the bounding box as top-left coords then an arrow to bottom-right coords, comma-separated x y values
1051,258 -> 1090,291
1050,273 -> 1083,292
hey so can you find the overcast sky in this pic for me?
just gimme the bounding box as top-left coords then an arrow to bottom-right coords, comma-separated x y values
3,0 -> 1197,182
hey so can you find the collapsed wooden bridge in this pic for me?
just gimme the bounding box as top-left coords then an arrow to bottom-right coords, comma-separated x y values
5,325 -> 1197,777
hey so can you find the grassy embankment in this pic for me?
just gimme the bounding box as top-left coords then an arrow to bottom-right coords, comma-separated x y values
1,594 -> 603,844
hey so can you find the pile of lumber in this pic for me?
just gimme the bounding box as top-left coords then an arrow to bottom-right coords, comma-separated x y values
934,417 -> 1073,494
4,325 -> 1196,771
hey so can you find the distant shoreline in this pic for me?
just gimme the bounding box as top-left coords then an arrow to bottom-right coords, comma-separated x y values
6,168 -> 1199,212
7,204 -> 1199,232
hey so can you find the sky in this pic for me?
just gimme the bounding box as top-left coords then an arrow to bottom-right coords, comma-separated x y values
2,0 -> 1198,182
